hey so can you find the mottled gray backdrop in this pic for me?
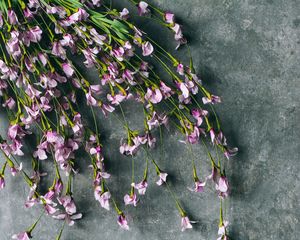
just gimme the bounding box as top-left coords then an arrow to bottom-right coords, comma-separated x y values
0,0 -> 299,239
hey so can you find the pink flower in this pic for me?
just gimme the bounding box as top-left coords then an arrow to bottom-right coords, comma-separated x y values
119,8 -> 129,20
202,95 -> 221,104
0,11 -> 3,28
8,9 -> 18,25
62,62 -> 74,77
131,180 -> 148,195
12,231 -> 31,240
94,187 -> 111,210
2,97 -> 16,109
107,93 -> 126,105
138,1 -> 150,16
177,82 -> 190,99
145,88 -> 163,104
68,8 -> 89,23
160,81 -> 173,98
117,214 -> 129,230
57,195 -> 77,215
124,193 -> 138,206
181,216 -> 193,231
0,175 -> 5,189
142,41 -> 154,56
27,26 -> 43,44
156,172 -> 168,186
53,213 -> 82,226
52,41 -> 66,59
191,109 -> 208,126
217,221 -> 229,240
216,176 -> 229,199
188,179 -> 206,193
209,128 -> 216,144
165,12 -> 175,24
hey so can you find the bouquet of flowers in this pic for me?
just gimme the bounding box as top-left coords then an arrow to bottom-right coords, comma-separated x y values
0,0 -> 237,239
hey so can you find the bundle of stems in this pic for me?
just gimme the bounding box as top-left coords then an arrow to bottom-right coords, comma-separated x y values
0,0 -> 237,239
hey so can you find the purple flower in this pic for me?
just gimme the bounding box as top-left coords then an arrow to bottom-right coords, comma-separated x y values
53,212 -> 82,226
181,216 -> 193,231
52,41 -> 66,59
138,1 -> 150,16
2,97 -> 16,109
202,95 -> 221,104
107,93 -> 126,106
217,221 -> 229,240
119,8 -> 129,20
0,175 -> 5,189
188,179 -> 206,193
191,109 -> 208,126
142,41 -> 154,56
68,8 -> 89,23
131,180 -> 148,195
187,127 -> 200,144
8,9 -> 18,25
0,11 -> 3,28
26,26 -> 43,45
12,231 -> 31,240
177,81 -> 190,99
145,88 -> 163,104
57,195 -> 77,215
209,128 -> 216,144
62,62 -> 74,77
156,172 -> 168,186
124,193 -> 138,206
164,12 -> 175,24
216,176 -> 229,199
94,187 -> 111,210
160,81 -> 173,98
117,214 -> 129,230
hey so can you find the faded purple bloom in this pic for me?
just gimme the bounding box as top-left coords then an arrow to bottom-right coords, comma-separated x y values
138,1 -> 150,16
160,81 -> 173,98
107,93 -> 126,106
2,97 -> 16,109
119,8 -> 129,20
94,187 -> 111,210
62,62 -> 74,77
181,216 -> 193,231
188,179 -> 206,193
52,41 -> 66,59
217,221 -> 229,240
145,88 -> 163,104
0,175 -> 5,189
191,109 -> 208,126
26,26 -> 42,45
0,11 -> 3,28
68,8 -> 89,23
209,128 -> 216,144
53,212 -> 82,226
58,195 -> 77,215
131,180 -> 148,195
156,172 -> 168,186
177,81 -> 190,99
187,127 -> 200,144
12,231 -> 31,240
165,12 -> 175,24
124,193 -> 138,206
142,41 -> 154,56
202,95 -> 221,105
117,214 -> 129,230
216,176 -> 229,198
8,9 -> 18,25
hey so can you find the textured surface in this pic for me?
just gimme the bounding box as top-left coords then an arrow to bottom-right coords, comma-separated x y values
0,0 -> 300,239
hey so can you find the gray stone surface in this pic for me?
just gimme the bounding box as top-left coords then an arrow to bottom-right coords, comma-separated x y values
0,0 -> 299,239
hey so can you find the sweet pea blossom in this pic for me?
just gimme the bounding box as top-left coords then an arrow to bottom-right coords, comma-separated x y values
8,9 -> 18,25
216,176 -> 229,199
62,62 -> 74,77
142,41 -> 154,56
117,214 -> 129,230
94,188 -> 111,210
156,172 -> 168,186
188,179 -> 206,193
119,8 -> 129,20
138,1 -> 150,16
202,95 -> 221,104
217,221 -> 229,240
131,180 -> 148,195
145,87 -> 163,104
0,175 -> 5,189
12,231 -> 31,240
181,216 -> 193,231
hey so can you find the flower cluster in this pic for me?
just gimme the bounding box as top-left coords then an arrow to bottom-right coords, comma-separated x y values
0,0 -> 236,239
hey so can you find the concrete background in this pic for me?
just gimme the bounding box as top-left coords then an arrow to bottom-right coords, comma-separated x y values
0,0 -> 299,239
